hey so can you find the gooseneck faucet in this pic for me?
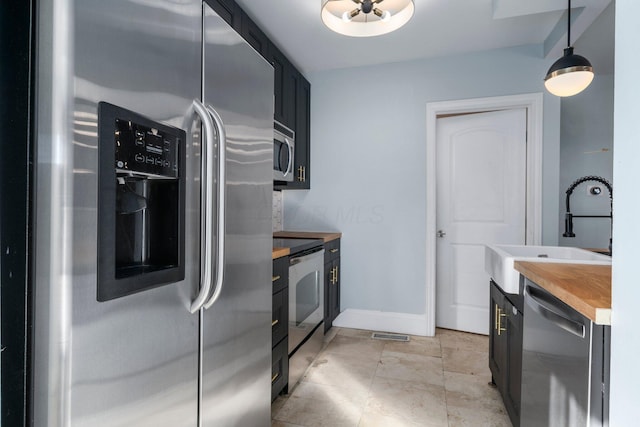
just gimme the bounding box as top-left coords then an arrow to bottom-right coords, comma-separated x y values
563,175 -> 613,254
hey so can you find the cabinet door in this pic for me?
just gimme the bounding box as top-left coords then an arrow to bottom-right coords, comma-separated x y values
504,299 -> 523,426
271,337 -> 288,401
270,46 -> 291,127
276,72 -> 310,190
323,258 -> 340,333
330,258 -> 340,325
240,11 -> 269,58
205,0 -> 241,32
292,75 -> 310,189
272,288 -> 288,347
489,281 -> 506,391
324,261 -> 333,333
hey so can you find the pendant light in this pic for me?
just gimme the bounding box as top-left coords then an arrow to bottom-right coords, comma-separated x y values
544,0 -> 594,97
321,0 -> 415,37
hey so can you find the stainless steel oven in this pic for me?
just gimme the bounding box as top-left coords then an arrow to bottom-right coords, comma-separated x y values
273,121 -> 295,182
288,246 -> 324,388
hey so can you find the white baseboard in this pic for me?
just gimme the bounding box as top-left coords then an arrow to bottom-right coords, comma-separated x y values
332,309 -> 432,337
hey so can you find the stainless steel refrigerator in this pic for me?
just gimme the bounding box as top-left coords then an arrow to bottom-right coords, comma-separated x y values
15,1 -> 274,425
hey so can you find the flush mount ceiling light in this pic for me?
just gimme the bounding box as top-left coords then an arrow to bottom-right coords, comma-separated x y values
544,0 -> 594,97
321,0 -> 415,37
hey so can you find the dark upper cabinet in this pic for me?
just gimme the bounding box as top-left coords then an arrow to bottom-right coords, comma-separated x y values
269,46 -> 293,128
240,11 -> 269,58
275,72 -> 310,190
205,0 -> 241,32
210,0 -> 312,190
293,76 -> 310,189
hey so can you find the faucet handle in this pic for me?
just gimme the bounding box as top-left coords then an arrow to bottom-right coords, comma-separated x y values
563,213 -> 576,238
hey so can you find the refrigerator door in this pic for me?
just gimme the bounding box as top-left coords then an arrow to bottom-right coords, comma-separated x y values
200,6 -> 274,426
32,1 -> 202,425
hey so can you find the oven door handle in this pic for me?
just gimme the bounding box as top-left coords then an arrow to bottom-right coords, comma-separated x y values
290,249 -> 325,265
203,104 -> 227,310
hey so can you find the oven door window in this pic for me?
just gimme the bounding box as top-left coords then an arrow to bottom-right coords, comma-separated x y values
295,271 -> 320,326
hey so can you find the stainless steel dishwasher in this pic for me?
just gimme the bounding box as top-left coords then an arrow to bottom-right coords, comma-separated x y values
521,278 -> 610,427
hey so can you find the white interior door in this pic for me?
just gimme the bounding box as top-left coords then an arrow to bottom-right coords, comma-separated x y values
435,109 -> 527,334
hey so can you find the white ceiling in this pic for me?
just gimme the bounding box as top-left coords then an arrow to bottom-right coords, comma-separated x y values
234,0 -> 613,74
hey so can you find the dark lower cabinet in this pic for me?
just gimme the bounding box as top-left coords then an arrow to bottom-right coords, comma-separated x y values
324,239 -> 341,332
489,280 -> 523,427
272,256 -> 289,400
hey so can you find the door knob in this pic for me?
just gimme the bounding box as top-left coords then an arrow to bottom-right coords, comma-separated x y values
437,230 -> 446,238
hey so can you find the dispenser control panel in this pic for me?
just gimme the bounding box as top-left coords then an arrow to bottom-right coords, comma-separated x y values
114,118 -> 180,178
97,102 -> 186,302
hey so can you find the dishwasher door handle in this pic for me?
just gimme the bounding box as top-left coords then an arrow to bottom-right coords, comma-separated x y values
525,284 -> 586,338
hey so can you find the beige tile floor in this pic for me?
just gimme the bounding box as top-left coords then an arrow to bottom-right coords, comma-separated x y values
271,327 -> 511,427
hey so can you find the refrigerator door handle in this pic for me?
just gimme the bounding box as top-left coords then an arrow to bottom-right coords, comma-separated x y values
203,104 -> 226,310
524,284 -> 586,338
190,99 -> 216,313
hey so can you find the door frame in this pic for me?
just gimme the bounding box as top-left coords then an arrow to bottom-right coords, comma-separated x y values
425,93 -> 543,336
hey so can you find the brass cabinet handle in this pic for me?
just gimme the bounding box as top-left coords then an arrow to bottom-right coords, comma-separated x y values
330,266 -> 339,285
271,319 -> 279,327
330,249 -> 339,253
497,308 -> 507,336
271,373 -> 279,383
272,275 -> 280,282
297,166 -> 304,182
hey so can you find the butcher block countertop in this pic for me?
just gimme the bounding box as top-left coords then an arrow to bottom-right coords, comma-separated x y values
514,261 -> 611,325
272,247 -> 290,260
273,231 -> 342,243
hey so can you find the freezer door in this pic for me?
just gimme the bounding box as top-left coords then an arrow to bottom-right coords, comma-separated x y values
200,5 -> 274,426
32,1 -> 202,426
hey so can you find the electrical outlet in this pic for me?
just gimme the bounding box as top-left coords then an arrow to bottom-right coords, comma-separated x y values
587,185 -> 603,196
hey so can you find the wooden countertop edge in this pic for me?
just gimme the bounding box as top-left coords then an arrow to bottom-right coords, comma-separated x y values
273,231 -> 342,243
514,261 -> 611,325
272,247 -> 290,260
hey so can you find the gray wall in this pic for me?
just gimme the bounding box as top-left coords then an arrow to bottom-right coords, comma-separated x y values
611,1 -> 640,424
558,74 -> 614,250
283,44 -> 561,316
557,3 -> 615,251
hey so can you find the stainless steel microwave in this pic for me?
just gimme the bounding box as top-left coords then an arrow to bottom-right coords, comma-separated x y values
273,121 -> 295,182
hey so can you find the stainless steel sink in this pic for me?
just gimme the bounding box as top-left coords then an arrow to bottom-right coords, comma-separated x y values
484,244 -> 611,294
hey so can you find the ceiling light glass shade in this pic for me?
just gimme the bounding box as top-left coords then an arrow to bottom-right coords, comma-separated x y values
544,47 -> 594,97
321,0 -> 414,37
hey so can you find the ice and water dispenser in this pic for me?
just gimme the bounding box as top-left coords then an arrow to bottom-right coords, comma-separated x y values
97,102 -> 185,301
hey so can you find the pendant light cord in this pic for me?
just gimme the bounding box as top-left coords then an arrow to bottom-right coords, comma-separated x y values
567,0 -> 571,48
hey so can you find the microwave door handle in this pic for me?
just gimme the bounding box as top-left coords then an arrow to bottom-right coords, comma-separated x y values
282,137 -> 293,178
190,100 -> 215,313
203,104 -> 227,310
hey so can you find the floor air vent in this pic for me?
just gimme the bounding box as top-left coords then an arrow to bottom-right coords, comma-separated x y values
371,332 -> 410,342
